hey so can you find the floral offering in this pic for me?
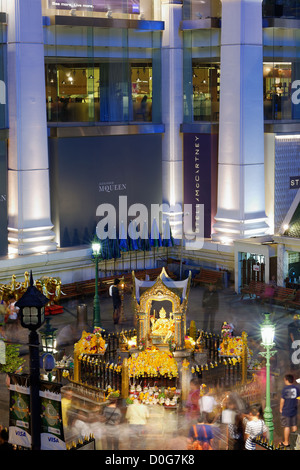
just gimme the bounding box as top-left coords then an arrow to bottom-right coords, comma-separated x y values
221,321 -> 234,338
219,335 -> 252,360
128,384 -> 180,406
184,336 -> 196,350
127,347 -> 178,379
74,328 -> 106,355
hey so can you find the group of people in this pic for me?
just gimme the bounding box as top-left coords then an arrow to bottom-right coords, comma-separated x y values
184,373 -> 300,450
63,393 -> 150,451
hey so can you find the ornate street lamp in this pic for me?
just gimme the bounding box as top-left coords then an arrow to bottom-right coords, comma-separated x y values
40,317 -> 57,355
15,271 -> 49,450
92,235 -> 101,328
259,312 -> 276,443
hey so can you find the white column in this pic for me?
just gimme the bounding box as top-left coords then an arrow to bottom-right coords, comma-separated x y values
161,1 -> 184,237
6,0 -> 56,255
212,0 -> 269,242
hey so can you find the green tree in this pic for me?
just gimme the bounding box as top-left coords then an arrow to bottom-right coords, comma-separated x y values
0,343 -> 24,374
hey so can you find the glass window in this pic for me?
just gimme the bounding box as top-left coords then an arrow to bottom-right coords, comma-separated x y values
42,0 -> 161,21
183,28 -> 220,123
263,62 -> 293,120
46,63 -> 97,123
192,63 -> 220,121
131,64 -> 152,121
44,23 -> 162,125
45,61 -> 155,123
263,25 -> 300,121
183,0 -> 221,21
263,0 -> 300,19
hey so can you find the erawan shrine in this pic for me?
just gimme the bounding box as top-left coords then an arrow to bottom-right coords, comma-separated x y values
0,267 -> 270,451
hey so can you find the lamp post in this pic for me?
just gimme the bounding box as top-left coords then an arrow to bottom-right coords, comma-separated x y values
15,271 -> 49,450
259,312 -> 276,443
92,235 -> 101,328
40,317 -> 57,355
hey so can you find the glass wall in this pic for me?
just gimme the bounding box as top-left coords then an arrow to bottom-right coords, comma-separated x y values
191,62 -> 220,121
183,29 -> 220,123
42,0 -> 162,21
263,0 -> 300,19
46,61 -> 154,123
44,25 -> 162,124
263,62 -> 293,120
263,27 -> 300,121
182,0 -> 221,21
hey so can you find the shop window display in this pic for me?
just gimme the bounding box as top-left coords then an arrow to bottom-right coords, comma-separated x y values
45,62 -> 153,123
191,63 -> 220,122
263,62 -> 300,121
131,64 -> 152,122
263,0 -> 300,19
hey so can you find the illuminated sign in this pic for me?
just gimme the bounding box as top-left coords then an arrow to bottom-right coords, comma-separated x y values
47,0 -> 140,14
290,177 -> 300,189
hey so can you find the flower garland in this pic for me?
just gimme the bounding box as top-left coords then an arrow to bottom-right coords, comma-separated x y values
74,327 -> 106,355
219,335 -> 252,359
128,347 -> 178,379
184,336 -> 195,350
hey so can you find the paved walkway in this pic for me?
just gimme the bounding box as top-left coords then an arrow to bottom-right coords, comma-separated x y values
0,280 -> 299,449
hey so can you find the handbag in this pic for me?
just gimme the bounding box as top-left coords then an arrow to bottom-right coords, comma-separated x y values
187,425 -> 213,451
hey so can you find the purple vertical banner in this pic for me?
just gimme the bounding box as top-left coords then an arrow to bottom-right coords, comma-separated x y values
183,133 -> 218,238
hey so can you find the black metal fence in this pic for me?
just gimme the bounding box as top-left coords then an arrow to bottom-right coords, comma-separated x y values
102,329 -> 137,361
78,355 -> 122,392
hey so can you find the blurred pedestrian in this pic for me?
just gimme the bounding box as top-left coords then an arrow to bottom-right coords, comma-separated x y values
199,387 -> 217,421
202,284 -> 219,333
103,396 -> 122,450
6,295 -> 19,324
109,279 -> 121,325
71,410 -> 90,440
125,398 -> 149,450
227,411 -> 245,450
187,413 -> 213,450
184,378 -> 200,424
280,373 -> 300,448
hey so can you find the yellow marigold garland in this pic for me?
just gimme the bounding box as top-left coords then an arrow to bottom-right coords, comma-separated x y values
219,336 -> 252,359
128,347 -> 178,379
74,328 -> 106,355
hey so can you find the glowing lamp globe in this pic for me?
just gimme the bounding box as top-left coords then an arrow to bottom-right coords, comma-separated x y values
260,313 -> 275,347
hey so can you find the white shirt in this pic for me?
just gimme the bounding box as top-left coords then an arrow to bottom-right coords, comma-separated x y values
199,395 -> 217,413
126,403 -> 150,425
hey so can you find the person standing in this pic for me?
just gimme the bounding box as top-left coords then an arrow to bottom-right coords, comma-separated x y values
280,374 -> 300,448
244,406 -> 268,450
187,413 -> 214,450
184,378 -> 201,425
199,387 -> 217,421
202,284 -> 219,334
109,279 -> 121,325
125,399 -> 149,450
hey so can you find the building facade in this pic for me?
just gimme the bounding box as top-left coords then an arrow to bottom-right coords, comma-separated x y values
0,0 -> 299,292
